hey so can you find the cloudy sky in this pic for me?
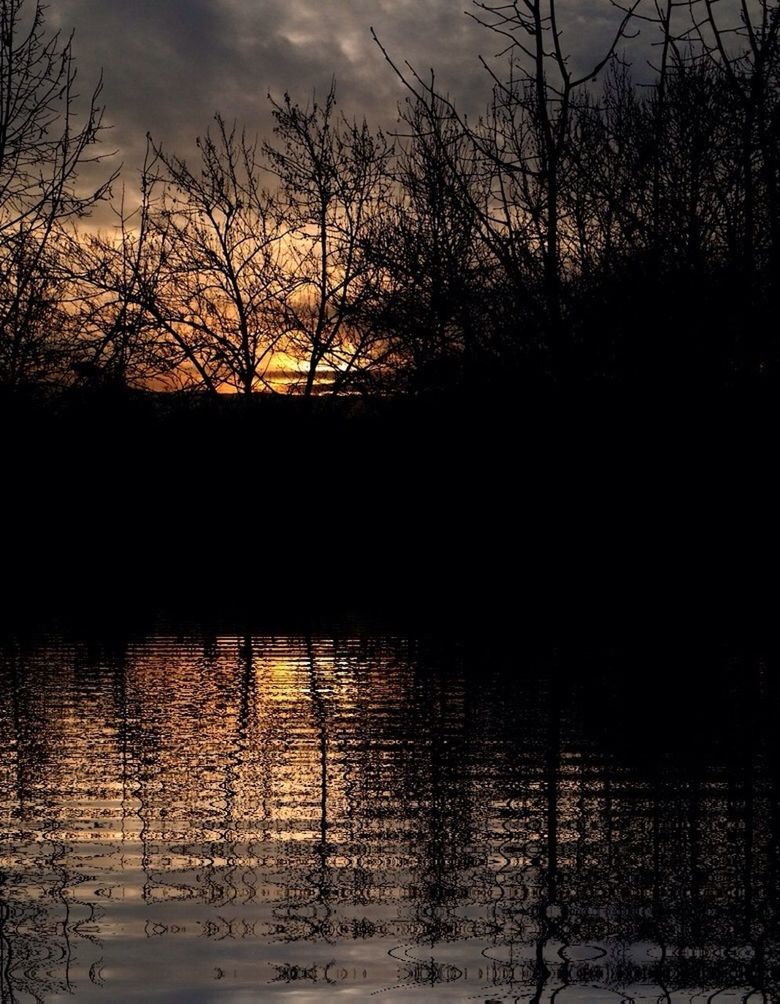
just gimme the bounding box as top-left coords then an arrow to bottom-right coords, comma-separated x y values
51,2 -> 482,171
49,0 -> 644,182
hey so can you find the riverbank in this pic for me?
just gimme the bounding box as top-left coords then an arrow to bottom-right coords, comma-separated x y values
3,382 -> 779,637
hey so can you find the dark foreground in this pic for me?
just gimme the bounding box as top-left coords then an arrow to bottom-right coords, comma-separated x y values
4,383 -> 780,638
4,386 -> 780,998
2,634 -> 779,1001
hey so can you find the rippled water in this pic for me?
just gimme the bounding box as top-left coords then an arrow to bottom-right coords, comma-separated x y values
1,636 -> 778,1002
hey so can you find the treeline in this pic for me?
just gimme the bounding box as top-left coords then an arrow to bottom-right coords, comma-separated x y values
1,0 -> 779,396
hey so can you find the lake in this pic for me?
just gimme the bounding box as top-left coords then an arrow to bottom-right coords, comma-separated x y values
1,635 -> 778,1001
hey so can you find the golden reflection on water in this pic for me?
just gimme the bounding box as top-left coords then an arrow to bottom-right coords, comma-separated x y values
0,636 -> 779,1002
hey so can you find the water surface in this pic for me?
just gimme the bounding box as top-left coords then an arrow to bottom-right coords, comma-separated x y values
1,636 -> 778,1001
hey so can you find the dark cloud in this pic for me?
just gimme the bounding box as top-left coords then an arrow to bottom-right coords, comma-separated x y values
48,0 -> 657,196
51,1 -> 485,167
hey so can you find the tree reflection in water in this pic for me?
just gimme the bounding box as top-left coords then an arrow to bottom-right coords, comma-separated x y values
0,637 -> 778,1001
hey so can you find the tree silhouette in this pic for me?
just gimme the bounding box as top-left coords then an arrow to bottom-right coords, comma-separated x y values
143,120 -> 290,396
69,149 -> 180,391
366,92 -> 491,391
2,0 -> 779,398
265,84 -> 392,395
0,0 -> 115,387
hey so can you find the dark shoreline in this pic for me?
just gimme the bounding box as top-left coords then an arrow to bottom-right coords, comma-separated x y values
4,382 -> 779,641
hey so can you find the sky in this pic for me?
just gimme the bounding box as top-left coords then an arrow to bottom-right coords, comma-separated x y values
48,0 -> 646,187
51,1 -> 486,176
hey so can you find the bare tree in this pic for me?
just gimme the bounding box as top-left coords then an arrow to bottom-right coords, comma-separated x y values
367,92 -> 492,390
472,0 -> 642,359
686,0 -> 780,276
374,0 -> 641,373
265,84 -> 392,395
0,229 -> 69,383
70,162 -> 183,391
140,119 -> 290,396
0,0 -> 115,386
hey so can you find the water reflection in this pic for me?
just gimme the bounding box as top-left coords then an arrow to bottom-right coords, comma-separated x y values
0,637 -> 778,1001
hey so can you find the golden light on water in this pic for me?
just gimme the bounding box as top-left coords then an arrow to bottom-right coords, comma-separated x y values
1,637 -> 773,1001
